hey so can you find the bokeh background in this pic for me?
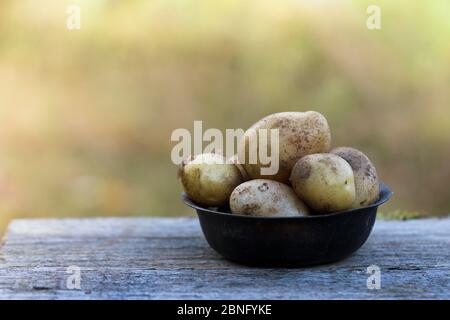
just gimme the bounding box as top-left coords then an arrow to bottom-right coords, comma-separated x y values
1,0 -> 449,232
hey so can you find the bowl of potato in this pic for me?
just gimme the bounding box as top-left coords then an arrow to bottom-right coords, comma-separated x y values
180,111 -> 392,267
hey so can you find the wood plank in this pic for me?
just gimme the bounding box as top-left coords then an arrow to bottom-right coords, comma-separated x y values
0,217 -> 449,299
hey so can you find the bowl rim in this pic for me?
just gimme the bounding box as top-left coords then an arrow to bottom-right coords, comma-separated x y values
182,181 -> 393,220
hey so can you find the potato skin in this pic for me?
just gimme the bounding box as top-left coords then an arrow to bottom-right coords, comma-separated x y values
331,147 -> 379,208
290,153 -> 355,213
228,154 -> 250,181
229,179 -> 310,217
180,153 -> 242,207
238,111 -> 331,183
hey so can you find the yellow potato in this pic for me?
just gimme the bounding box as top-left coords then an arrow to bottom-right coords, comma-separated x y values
238,111 -> 331,183
229,179 -> 310,217
179,153 -> 242,207
331,147 -> 379,208
290,153 -> 355,213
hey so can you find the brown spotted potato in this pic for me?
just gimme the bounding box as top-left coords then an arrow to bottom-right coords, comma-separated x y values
290,153 -> 355,213
179,153 -> 243,207
229,179 -> 310,217
331,147 -> 379,208
237,111 -> 331,184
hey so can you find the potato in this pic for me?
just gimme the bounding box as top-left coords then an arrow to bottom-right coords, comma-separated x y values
290,154 -> 355,213
331,147 -> 379,208
237,111 -> 331,183
229,179 -> 310,217
179,153 -> 242,207
228,154 -> 250,181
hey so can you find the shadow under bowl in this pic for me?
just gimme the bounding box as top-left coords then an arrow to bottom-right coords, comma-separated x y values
182,182 -> 392,267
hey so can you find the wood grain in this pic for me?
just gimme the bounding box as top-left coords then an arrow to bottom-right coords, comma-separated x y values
0,217 -> 449,299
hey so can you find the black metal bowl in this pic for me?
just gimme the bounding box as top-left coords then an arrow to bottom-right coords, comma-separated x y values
182,182 -> 392,267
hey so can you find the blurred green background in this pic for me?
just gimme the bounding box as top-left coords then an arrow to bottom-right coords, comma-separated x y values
1,0 -> 449,232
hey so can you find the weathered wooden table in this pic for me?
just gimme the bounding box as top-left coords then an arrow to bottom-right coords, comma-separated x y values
0,217 -> 448,299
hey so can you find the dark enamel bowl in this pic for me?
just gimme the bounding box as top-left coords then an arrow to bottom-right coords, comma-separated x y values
182,182 -> 392,267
